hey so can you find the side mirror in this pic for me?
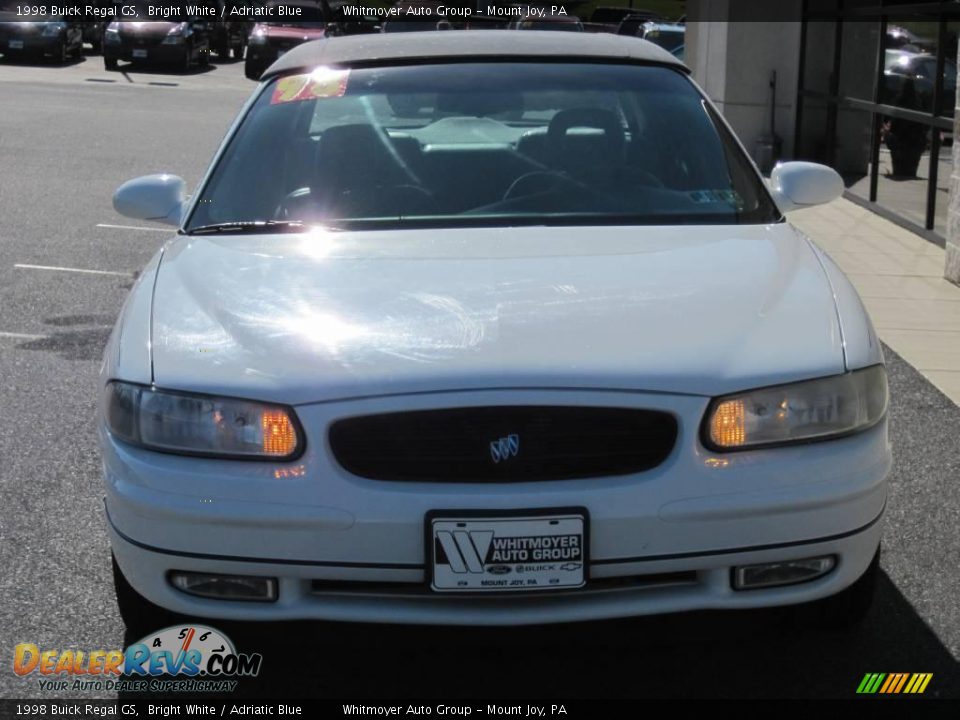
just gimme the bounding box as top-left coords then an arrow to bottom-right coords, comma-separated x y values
768,161 -> 844,212
113,174 -> 186,226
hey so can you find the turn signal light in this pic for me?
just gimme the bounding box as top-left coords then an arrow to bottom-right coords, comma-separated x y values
262,410 -> 297,457
710,399 -> 746,448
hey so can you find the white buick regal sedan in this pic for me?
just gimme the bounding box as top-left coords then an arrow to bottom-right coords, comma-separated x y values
102,31 -> 890,630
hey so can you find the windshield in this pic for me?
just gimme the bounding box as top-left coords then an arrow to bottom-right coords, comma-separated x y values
187,63 -> 779,232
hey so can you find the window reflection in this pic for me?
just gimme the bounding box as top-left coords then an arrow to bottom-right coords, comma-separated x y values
798,7 -> 957,235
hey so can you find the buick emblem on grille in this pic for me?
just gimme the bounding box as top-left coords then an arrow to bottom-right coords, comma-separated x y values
489,434 -> 520,463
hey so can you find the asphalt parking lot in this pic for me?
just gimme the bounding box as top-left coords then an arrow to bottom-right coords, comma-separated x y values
0,50 -> 958,701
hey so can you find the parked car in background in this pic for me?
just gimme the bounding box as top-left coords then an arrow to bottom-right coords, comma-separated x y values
886,25 -> 935,53
324,0 -> 383,36
883,48 -> 957,117
106,31 -> 887,632
104,18 -> 212,71
616,13 -> 655,36
589,6 -> 639,25
0,17 -> 84,63
382,20 -> 440,33
509,15 -> 584,31
244,5 -> 328,80
590,6 -> 660,32
639,22 -> 685,52
465,16 -> 511,30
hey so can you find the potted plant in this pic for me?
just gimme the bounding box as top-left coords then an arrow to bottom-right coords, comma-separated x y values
883,79 -> 928,178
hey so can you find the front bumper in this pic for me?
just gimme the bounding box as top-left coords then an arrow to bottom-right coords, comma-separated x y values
102,388 -> 890,625
104,41 -> 186,64
0,35 -> 62,55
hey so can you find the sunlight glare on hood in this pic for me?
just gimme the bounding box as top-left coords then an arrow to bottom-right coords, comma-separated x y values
299,227 -> 338,261
280,304 -> 368,354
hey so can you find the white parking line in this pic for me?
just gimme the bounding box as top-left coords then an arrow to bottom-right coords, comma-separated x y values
14,263 -> 131,277
0,331 -> 47,340
96,223 -> 170,233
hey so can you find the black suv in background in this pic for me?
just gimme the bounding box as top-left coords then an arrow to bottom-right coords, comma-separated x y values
0,17 -> 85,63
104,19 -> 213,71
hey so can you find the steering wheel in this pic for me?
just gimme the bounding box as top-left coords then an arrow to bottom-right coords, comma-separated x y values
273,187 -> 314,221
502,170 -> 581,202
274,184 -> 439,220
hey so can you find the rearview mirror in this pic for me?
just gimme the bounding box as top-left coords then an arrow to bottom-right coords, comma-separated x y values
113,174 -> 186,226
768,161 -> 844,213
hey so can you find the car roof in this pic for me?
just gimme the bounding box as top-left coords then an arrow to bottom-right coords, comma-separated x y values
263,30 -> 687,80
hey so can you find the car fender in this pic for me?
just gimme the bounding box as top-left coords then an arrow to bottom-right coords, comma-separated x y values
802,232 -> 884,371
101,243 -> 170,388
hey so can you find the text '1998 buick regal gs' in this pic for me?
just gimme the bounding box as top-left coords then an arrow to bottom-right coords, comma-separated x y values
102,31 -> 890,631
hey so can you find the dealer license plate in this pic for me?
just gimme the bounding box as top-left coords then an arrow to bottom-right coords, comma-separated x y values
132,49 -> 148,58
428,511 -> 587,592
8,40 -> 23,49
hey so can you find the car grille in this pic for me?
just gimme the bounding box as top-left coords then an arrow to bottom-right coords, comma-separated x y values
119,32 -> 166,47
328,406 -> 678,482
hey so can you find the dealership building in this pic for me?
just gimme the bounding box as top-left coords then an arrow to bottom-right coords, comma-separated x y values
683,0 -> 960,283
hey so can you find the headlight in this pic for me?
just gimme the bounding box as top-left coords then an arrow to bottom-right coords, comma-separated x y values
703,365 -> 888,451
104,26 -> 121,44
163,23 -> 191,44
248,26 -> 267,44
103,381 -> 303,460
42,22 -> 66,36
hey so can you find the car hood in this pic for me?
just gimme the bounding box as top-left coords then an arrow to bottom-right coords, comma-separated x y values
149,224 -> 845,404
260,25 -> 326,40
116,21 -> 181,37
0,22 -> 45,34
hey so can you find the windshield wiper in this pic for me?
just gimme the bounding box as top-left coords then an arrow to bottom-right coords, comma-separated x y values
187,220 -> 309,236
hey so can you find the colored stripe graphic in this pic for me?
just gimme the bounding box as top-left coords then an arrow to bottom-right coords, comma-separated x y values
857,673 -> 932,694
892,673 -> 909,694
879,674 -> 896,694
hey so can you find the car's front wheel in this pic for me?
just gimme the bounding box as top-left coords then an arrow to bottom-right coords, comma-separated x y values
180,45 -> 192,73
244,59 -> 263,81
112,554 -> 178,637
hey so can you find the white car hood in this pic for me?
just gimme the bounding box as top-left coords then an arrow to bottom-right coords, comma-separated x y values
150,224 -> 844,404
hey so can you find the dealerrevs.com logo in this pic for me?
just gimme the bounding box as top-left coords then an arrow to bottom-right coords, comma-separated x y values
13,625 -> 262,693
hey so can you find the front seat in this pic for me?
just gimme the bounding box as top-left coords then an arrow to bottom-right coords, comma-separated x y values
546,108 -> 627,187
311,124 -> 432,218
